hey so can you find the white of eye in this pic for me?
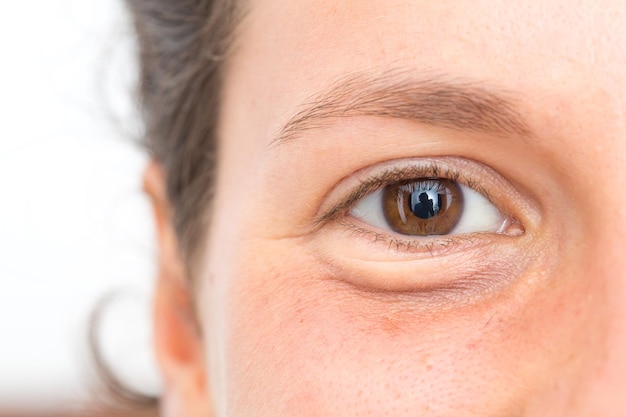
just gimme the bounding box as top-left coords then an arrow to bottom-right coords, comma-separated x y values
350,182 -> 507,236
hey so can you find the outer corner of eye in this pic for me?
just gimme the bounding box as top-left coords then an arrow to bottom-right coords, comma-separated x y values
451,184 -> 509,234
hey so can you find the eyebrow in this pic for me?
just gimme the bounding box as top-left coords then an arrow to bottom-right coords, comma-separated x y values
271,71 -> 531,145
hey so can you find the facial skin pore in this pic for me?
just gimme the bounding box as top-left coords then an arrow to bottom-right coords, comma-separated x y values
148,1 -> 626,416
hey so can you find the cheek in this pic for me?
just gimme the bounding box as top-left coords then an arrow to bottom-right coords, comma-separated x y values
205,237 -> 595,417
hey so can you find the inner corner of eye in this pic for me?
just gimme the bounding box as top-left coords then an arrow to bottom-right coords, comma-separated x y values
498,219 -> 526,237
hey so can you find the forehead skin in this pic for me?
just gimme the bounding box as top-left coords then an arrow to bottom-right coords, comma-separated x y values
227,0 -> 626,141
199,1 -> 626,416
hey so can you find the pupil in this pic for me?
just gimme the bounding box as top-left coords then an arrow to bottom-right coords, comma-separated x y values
410,189 -> 441,219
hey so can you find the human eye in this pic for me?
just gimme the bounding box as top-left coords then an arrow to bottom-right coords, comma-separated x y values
317,157 -> 528,254
351,177 -> 511,237
307,156 -> 540,296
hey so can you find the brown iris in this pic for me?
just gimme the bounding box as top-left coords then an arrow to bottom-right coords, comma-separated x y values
382,178 -> 463,235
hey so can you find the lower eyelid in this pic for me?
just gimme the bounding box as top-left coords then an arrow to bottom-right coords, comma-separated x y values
310,224 -> 533,297
334,216 -> 491,255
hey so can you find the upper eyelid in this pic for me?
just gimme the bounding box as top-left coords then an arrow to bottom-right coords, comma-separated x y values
315,161 -> 491,226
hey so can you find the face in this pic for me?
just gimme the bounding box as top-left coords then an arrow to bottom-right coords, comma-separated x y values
153,0 -> 626,415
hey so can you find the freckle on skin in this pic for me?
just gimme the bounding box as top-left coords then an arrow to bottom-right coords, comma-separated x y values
379,314 -> 403,336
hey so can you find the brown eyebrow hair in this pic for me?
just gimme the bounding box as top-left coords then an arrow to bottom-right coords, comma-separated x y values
271,70 -> 531,145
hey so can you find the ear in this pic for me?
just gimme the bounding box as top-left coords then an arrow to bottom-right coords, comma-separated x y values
143,162 -> 213,417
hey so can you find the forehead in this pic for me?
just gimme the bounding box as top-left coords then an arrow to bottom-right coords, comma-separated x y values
222,0 -> 626,140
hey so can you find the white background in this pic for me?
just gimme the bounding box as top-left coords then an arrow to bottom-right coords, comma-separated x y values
0,0 -> 160,406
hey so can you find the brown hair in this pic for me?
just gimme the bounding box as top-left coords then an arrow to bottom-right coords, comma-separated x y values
128,0 -> 243,265
90,1 -> 244,415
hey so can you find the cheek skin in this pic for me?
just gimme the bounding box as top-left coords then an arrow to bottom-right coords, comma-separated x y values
207,235 -> 598,417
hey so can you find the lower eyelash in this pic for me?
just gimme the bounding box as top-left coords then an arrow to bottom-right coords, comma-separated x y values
335,217 -> 486,254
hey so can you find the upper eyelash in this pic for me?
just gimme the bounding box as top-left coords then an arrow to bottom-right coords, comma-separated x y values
315,161 -> 492,226
399,179 -> 449,194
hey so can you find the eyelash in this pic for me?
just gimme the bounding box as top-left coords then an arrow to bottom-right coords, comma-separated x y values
316,161 -> 515,252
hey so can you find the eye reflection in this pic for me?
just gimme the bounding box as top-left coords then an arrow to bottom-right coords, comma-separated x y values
383,179 -> 463,235
412,191 -> 437,219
